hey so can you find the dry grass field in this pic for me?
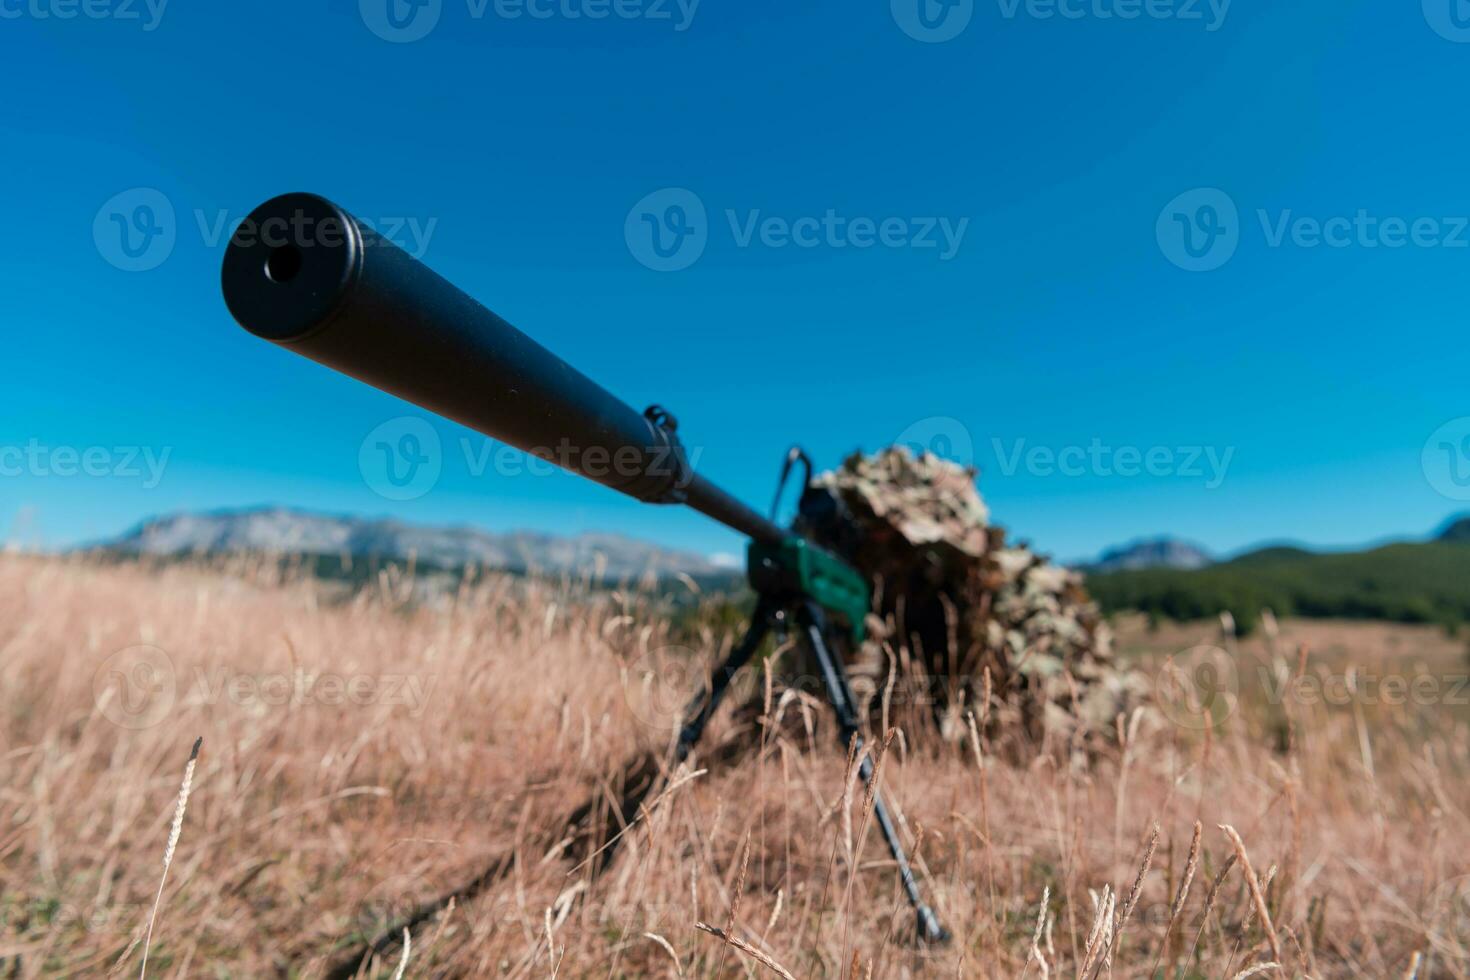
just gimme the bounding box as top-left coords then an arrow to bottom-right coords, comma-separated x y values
3,553 -> 1470,978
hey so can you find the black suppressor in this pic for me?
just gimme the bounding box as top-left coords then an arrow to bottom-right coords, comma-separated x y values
222,192 -> 782,546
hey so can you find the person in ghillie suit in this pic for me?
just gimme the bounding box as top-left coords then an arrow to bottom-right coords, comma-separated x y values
788,446 -> 1146,756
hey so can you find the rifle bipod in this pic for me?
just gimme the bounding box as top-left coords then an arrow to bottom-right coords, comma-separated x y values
656,592 -> 952,945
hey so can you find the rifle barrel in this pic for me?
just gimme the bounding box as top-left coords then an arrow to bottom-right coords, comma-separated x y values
221,192 -> 784,547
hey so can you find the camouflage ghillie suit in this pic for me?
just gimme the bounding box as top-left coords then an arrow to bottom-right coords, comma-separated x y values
795,447 -> 1144,751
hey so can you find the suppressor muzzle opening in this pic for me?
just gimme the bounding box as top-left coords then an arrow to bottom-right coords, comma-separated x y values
222,192 -> 362,344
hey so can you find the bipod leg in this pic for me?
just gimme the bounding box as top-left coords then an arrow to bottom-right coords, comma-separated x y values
797,601 -> 951,945
597,594 -> 783,867
673,593 -> 783,763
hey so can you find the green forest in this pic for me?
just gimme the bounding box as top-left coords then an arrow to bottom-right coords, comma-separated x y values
1087,535 -> 1470,633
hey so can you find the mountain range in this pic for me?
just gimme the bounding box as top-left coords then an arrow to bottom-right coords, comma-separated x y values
87,508 -> 1470,626
1087,537 -> 1214,572
92,506 -> 732,581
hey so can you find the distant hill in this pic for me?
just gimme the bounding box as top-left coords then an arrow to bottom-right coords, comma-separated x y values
1087,519 -> 1470,632
89,507 -> 735,584
1437,515 -> 1470,543
1089,537 -> 1213,572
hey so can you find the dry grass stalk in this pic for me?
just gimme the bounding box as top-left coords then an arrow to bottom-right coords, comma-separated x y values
715,832 -> 753,977
1021,885 -> 1050,979
1219,824 -> 1283,963
1102,821 -> 1159,974
1077,885 -> 1114,978
1225,864 -> 1278,979
569,766 -> 708,878
643,933 -> 682,976
543,907 -> 564,978
390,928 -> 411,980
137,737 -> 200,979
1149,820 -> 1202,977
1184,852 -> 1238,965
1172,821 -> 1203,922
1243,864 -> 1277,935
694,922 -> 797,980
839,729 -> 898,959
966,709 -> 997,919
764,888 -> 784,939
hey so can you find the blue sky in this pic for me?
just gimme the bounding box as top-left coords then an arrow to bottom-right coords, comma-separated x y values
3,0 -> 1467,563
